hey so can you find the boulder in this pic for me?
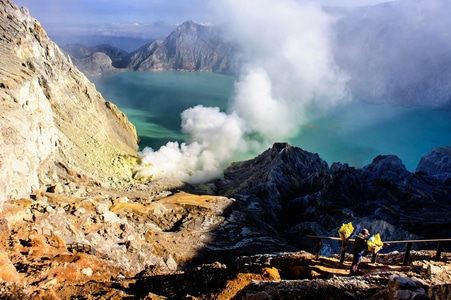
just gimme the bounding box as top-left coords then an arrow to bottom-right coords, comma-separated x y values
388,274 -> 429,300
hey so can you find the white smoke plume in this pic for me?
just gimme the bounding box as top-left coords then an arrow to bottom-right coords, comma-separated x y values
135,106 -> 246,182
133,0 -> 349,183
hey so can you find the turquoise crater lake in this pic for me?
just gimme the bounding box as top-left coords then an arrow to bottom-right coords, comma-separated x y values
90,71 -> 451,171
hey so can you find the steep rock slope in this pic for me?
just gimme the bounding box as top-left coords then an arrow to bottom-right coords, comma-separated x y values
120,20 -> 239,73
0,0 -> 139,204
217,143 -> 451,255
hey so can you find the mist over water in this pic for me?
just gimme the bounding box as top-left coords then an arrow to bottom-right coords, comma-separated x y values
92,0 -> 451,182
91,71 -> 235,150
92,71 -> 451,174
123,0 -> 350,183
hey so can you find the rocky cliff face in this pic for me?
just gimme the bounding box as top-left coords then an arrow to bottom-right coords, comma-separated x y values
120,21 -> 240,73
218,143 -> 451,254
0,0 -> 139,205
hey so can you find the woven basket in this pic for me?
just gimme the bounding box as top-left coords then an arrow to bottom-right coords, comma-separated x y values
338,222 -> 354,240
368,244 -> 382,253
339,232 -> 350,240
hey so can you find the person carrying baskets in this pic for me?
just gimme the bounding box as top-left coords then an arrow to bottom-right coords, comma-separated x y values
350,228 -> 370,275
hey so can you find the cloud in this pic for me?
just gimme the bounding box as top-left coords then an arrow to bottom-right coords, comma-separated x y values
16,0 -> 216,38
41,22 -> 174,40
134,0 -> 349,183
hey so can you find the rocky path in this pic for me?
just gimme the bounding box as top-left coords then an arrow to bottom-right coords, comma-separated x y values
0,173 -> 450,299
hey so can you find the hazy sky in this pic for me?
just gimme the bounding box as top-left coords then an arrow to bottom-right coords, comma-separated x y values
14,0 -> 396,38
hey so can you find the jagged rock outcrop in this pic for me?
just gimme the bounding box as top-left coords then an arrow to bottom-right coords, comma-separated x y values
416,147 -> 451,184
217,142 -> 451,255
119,20 -> 240,73
0,0 -> 139,205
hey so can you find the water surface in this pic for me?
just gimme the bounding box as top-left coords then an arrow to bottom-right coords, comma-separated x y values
91,71 -> 451,171
91,71 -> 235,148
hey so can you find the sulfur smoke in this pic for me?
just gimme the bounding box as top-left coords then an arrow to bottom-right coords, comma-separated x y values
133,0 -> 348,183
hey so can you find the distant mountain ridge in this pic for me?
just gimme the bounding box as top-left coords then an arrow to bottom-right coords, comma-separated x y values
63,21 -> 240,75
63,44 -> 128,62
63,0 -> 451,109
119,20 -> 240,73
52,35 -> 153,52
61,44 -> 127,76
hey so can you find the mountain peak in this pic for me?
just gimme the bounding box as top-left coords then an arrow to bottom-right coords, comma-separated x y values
123,19 -> 239,73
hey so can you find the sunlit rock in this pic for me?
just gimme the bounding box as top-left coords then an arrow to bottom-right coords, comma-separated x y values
0,0 -> 139,205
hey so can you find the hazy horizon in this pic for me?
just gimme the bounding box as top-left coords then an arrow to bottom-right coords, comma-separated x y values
14,0 -> 396,39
